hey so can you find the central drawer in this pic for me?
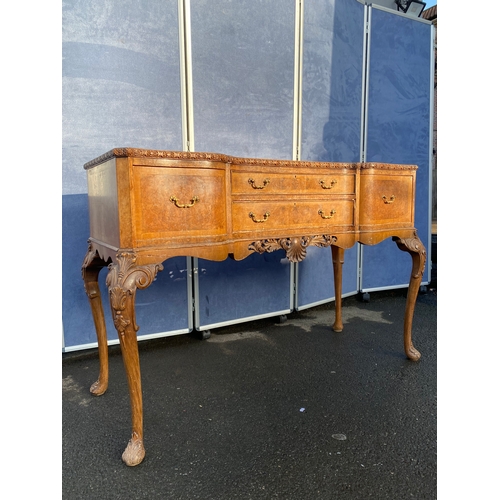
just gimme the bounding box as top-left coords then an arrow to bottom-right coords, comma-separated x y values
231,171 -> 355,196
232,199 -> 355,232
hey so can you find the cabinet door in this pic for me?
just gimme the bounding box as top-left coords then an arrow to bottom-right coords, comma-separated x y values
359,170 -> 415,230
131,165 -> 227,244
361,6 -> 432,291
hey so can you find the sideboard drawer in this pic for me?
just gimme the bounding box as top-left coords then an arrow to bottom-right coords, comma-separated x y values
359,174 -> 414,227
132,166 -> 227,242
231,171 -> 355,196
232,199 -> 355,232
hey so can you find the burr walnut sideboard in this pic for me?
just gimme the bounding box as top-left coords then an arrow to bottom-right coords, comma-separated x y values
81,148 -> 426,467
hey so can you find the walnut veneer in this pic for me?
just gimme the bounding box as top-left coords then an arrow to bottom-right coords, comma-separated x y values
81,148 -> 426,466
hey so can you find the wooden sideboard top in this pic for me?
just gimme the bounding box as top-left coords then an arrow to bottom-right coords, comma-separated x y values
84,147 -> 417,172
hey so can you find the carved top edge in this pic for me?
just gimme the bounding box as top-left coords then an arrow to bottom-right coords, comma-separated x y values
84,148 -> 229,169
83,148 -> 417,171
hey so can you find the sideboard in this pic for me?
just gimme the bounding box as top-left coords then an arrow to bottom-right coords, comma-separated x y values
81,148 -> 426,466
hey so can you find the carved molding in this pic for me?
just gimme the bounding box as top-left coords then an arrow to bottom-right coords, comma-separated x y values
360,162 -> 418,171
230,157 -> 359,170
105,252 -> 164,336
248,235 -> 338,263
84,148 -> 417,172
84,149 -> 232,169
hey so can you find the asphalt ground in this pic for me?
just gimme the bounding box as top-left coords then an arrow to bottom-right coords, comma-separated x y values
62,280 -> 437,499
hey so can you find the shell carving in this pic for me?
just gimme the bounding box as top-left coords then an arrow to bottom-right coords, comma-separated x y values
282,237 -> 308,262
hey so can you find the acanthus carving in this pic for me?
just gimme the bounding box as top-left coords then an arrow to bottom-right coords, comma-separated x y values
248,235 -> 337,263
106,252 -> 164,336
393,234 -> 427,279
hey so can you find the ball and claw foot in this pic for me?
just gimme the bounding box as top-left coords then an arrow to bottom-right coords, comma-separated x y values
122,433 -> 146,466
406,344 -> 421,362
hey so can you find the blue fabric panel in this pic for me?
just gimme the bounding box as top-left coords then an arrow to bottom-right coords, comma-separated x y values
190,0 -> 295,329
62,1 -> 188,348
62,0 -> 182,195
62,194 -> 191,350
62,194 -> 99,347
190,0 -> 295,159
301,0 -> 364,163
196,252 -> 292,328
361,8 -> 432,290
297,0 -> 365,307
296,245 -> 358,308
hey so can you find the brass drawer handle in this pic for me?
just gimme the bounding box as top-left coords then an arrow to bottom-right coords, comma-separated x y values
319,179 -> 337,189
382,195 -> 396,204
249,211 -> 270,223
318,209 -> 336,219
170,195 -> 199,208
248,178 -> 271,189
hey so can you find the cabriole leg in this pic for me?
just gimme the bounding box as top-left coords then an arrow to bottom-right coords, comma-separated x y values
82,243 -> 109,396
331,245 -> 345,332
106,252 -> 163,466
393,234 -> 427,361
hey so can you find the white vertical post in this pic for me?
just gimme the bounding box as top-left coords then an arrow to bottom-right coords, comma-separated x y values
293,0 -> 304,162
178,0 -> 195,152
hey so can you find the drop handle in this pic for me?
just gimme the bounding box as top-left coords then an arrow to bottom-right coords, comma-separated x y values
319,179 -> 337,189
248,178 -> 271,189
382,195 -> 396,204
249,211 -> 270,223
170,195 -> 199,208
318,209 -> 336,219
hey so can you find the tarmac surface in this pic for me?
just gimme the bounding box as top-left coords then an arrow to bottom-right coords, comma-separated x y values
62,284 -> 436,499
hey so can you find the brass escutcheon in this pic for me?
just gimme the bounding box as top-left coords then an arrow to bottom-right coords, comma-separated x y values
248,178 -> 271,189
382,195 -> 396,204
170,195 -> 199,208
319,179 -> 337,189
318,209 -> 336,219
249,211 -> 270,223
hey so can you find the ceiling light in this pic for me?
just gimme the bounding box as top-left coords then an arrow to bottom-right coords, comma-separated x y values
395,0 -> 426,17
